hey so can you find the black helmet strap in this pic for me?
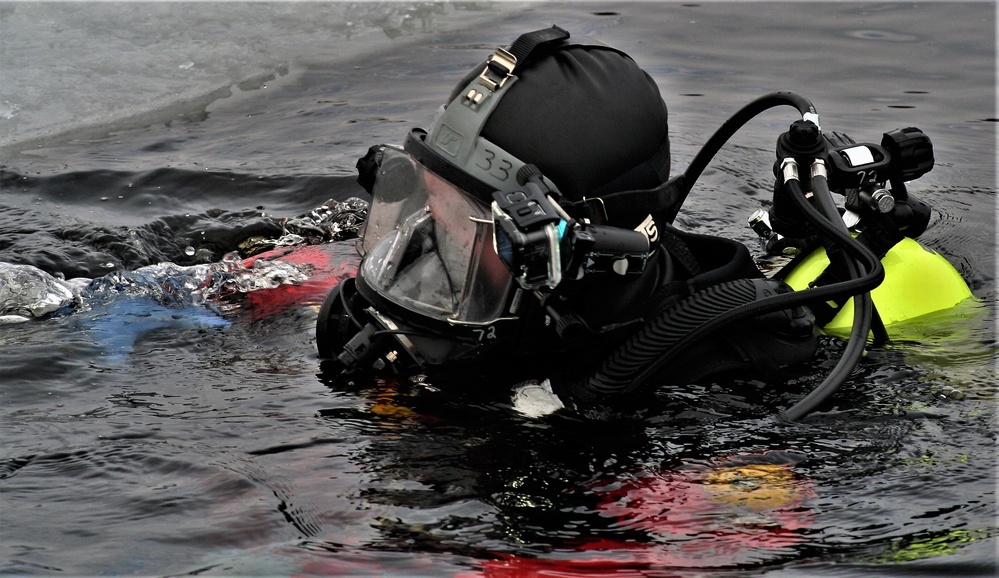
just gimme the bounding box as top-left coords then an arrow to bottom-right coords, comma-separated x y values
562,175 -> 686,227
505,26 -> 571,71
479,26 -> 571,92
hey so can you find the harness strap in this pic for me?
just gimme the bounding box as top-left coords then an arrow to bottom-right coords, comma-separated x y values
658,226 -> 703,277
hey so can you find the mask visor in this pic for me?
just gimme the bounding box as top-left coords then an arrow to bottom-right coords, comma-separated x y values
360,148 -> 514,325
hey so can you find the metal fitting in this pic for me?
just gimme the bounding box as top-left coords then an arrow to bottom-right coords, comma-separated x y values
810,158 -> 828,179
748,208 -> 775,239
780,158 -> 800,183
870,188 -> 896,213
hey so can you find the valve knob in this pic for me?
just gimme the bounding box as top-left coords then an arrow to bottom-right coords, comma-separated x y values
882,127 -> 934,182
776,120 -> 826,159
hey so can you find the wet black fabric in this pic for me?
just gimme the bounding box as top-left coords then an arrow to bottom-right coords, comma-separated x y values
447,44 -> 671,204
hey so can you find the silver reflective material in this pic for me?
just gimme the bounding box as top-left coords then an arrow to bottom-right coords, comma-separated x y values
0,262 -> 78,321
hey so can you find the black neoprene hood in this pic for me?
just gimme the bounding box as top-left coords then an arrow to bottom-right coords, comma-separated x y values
446,42 -> 672,203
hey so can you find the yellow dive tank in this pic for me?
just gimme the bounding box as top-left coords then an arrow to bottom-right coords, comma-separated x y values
783,237 -> 974,337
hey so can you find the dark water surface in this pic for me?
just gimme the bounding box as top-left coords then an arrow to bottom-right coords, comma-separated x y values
1,3 -> 996,576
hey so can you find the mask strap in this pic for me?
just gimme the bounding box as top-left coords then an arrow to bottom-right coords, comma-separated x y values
425,26 -> 570,196
480,25 -> 571,91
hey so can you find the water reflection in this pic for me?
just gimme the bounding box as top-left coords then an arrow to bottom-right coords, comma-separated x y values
308,375 -> 815,571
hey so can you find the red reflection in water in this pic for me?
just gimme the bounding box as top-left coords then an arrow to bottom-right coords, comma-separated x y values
467,458 -> 815,576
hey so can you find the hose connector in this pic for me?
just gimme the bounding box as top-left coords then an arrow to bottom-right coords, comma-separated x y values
810,158 -> 828,180
781,158 -> 800,183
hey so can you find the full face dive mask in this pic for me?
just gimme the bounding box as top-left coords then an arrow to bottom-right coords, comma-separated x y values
317,26 -> 674,373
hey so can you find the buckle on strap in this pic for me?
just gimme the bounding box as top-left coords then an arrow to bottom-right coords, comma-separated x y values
562,197 -> 609,226
478,47 -> 517,92
579,197 -> 609,225
476,26 -> 570,93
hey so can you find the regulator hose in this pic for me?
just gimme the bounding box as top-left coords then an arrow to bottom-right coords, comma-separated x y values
566,277 -> 791,405
666,91 -> 819,223
779,168 -> 877,421
565,162 -> 884,420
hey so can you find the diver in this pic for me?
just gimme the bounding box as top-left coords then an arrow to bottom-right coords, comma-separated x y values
315,26 -> 971,420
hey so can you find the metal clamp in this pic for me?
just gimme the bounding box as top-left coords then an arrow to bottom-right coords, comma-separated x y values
478,47 -> 517,92
579,196 -> 609,225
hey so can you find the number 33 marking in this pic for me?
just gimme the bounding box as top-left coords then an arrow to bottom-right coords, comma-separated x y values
477,149 -> 513,182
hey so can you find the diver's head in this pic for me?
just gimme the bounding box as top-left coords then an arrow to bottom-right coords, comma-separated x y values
413,27 -> 671,208
318,26 -> 672,373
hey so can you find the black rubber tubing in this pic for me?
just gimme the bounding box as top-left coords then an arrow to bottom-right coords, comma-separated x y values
568,168 -> 884,420
779,170 -> 876,421
665,91 -> 818,223
575,277 -> 781,401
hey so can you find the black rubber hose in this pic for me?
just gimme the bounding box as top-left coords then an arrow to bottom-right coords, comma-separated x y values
665,91 -> 818,223
570,277 -> 780,402
779,170 -> 876,421
568,173 -> 884,418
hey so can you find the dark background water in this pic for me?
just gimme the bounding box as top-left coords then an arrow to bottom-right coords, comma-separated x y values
1,2 -> 996,576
